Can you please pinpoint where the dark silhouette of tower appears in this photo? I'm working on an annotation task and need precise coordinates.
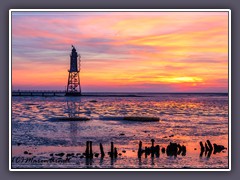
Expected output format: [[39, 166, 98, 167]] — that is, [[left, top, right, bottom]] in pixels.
[[65, 45, 81, 96]]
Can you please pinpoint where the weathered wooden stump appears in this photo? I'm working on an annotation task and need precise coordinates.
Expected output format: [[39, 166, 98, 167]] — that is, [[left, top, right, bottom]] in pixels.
[[145, 147, 148, 158], [200, 141, 205, 152], [89, 141, 93, 158], [206, 140, 213, 151], [177, 144, 182, 155], [100, 143, 105, 158], [151, 139, 155, 157], [85, 141, 90, 158], [161, 147, 166, 154], [138, 141, 142, 158], [166, 142, 185, 157], [213, 143, 227, 154], [110, 142, 114, 158], [200, 140, 216, 158], [205, 142, 210, 152], [114, 147, 118, 158], [181, 145, 186, 156], [155, 145, 160, 158], [199, 141, 205, 157]]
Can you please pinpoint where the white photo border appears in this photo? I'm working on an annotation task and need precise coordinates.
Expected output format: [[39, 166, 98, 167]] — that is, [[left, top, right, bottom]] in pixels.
[[9, 9, 231, 171]]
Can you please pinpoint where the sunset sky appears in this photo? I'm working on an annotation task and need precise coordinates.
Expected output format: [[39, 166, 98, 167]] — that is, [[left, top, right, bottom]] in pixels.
[[12, 11, 229, 92]]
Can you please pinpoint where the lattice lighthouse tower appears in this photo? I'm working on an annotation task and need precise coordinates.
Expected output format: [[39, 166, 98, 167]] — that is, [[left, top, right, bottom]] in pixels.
[[65, 45, 81, 96]]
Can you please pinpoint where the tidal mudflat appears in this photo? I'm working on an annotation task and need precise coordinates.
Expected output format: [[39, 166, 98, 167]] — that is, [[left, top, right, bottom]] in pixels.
[[11, 93, 228, 169]]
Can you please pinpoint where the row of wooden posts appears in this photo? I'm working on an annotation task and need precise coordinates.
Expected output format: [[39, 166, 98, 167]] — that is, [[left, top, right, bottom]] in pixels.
[[199, 140, 227, 157], [84, 141, 118, 159], [83, 139, 187, 160], [137, 139, 187, 158], [82, 139, 226, 160]]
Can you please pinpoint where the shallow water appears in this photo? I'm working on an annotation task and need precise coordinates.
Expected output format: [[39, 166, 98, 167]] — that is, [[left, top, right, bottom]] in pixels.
[[11, 93, 229, 169]]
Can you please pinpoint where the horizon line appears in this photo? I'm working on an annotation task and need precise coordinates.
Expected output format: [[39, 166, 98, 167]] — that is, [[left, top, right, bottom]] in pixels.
[[12, 90, 228, 94]]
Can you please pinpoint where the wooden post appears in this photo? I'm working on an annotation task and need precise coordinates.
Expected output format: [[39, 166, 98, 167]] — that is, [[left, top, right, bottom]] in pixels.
[[177, 144, 182, 155], [161, 147, 166, 154], [85, 141, 89, 158], [114, 147, 118, 158], [166, 142, 178, 157], [100, 143, 105, 158], [155, 145, 160, 158], [111, 142, 114, 158], [206, 150, 212, 158], [145, 147, 147, 158], [166, 144, 170, 156], [151, 139, 155, 157], [199, 141, 204, 157], [206, 140, 213, 151], [172, 143, 178, 157], [138, 141, 142, 158], [206, 140, 213, 158], [213, 143, 227, 154], [89, 141, 93, 158], [205, 142, 210, 151], [200, 141, 205, 152], [151, 139, 155, 149], [181, 145, 186, 156]]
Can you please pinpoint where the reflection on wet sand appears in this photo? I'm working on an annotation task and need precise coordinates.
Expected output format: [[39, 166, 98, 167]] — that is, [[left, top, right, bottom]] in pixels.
[[67, 101, 79, 146]]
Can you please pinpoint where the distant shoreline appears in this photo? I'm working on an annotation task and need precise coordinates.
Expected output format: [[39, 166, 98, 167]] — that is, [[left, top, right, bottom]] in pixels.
[[12, 91, 228, 97]]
